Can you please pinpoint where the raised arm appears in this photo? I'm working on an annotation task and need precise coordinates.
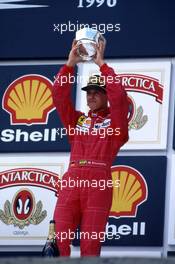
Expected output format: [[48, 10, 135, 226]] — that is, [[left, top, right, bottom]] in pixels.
[[52, 40, 83, 139], [93, 39, 129, 147], [100, 63, 129, 146]]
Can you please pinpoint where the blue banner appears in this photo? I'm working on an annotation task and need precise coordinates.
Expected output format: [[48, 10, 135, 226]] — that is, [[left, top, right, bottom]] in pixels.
[[0, 64, 77, 152], [0, 0, 175, 59]]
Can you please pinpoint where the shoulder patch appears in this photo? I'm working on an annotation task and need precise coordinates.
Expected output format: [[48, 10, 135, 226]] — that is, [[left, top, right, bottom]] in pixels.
[[77, 115, 86, 126]]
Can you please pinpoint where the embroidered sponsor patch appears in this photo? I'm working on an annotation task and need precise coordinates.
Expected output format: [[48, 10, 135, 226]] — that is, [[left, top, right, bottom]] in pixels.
[[94, 119, 111, 129], [76, 115, 91, 131], [76, 116, 111, 132], [77, 115, 86, 126]]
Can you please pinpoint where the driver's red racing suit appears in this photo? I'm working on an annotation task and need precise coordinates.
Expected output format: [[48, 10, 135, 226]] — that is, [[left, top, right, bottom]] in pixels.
[[52, 63, 129, 256]]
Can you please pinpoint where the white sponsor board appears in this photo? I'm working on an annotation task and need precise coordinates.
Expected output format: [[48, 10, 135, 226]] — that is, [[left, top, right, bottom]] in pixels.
[[0, 155, 69, 245], [76, 60, 171, 150]]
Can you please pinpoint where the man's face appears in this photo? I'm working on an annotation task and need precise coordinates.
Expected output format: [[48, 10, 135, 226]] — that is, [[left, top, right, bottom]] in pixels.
[[86, 89, 107, 112]]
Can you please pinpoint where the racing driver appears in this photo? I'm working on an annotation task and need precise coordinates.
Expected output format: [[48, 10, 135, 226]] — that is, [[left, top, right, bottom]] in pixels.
[[52, 39, 129, 257]]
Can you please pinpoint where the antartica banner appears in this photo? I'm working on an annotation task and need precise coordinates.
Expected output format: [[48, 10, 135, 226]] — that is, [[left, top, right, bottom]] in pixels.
[[118, 74, 163, 103], [0, 155, 69, 246], [0, 168, 60, 192]]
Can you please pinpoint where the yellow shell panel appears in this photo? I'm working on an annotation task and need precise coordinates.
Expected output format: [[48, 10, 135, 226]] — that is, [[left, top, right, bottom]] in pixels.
[[110, 169, 144, 214], [6, 78, 54, 122]]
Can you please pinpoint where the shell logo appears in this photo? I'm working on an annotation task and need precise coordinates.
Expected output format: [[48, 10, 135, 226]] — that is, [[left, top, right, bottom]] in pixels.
[[2, 75, 55, 125], [110, 165, 148, 218]]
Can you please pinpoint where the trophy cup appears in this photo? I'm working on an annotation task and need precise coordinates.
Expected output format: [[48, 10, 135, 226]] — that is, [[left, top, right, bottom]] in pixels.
[[76, 28, 104, 61]]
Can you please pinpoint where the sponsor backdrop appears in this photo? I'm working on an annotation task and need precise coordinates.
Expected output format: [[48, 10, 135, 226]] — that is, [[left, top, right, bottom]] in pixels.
[[1, 0, 175, 59], [0, 64, 77, 152], [0, 156, 166, 247], [0, 59, 171, 251], [77, 60, 171, 149], [0, 60, 170, 152], [0, 155, 70, 245], [0, 1, 174, 255], [72, 156, 167, 247]]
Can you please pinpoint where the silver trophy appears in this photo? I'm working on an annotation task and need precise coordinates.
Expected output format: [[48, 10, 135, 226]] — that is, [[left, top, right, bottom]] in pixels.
[[76, 28, 103, 61]]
